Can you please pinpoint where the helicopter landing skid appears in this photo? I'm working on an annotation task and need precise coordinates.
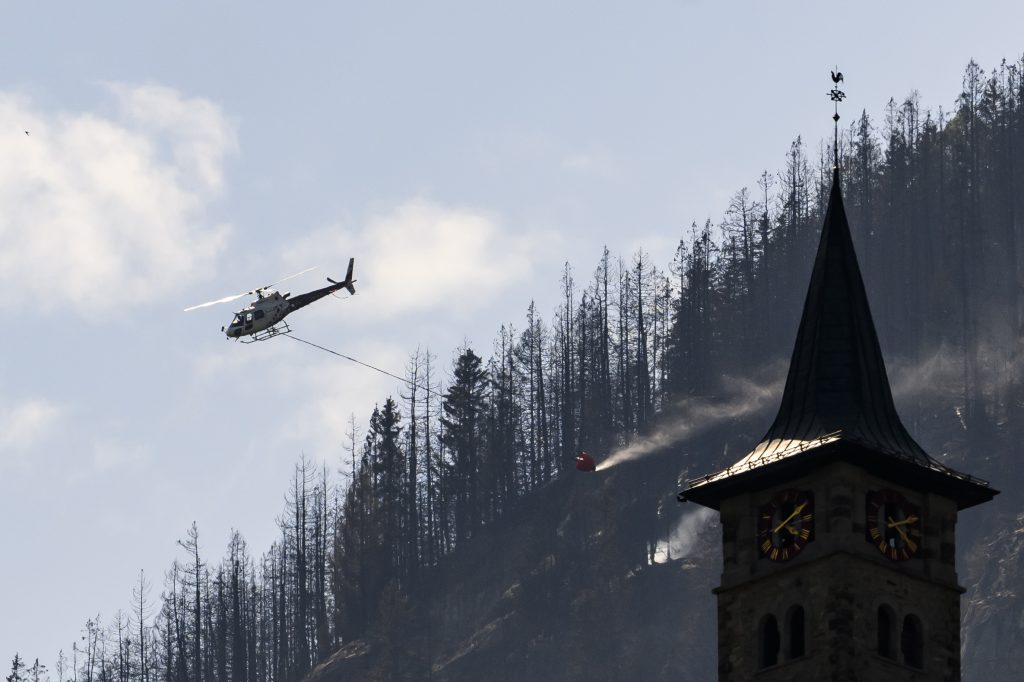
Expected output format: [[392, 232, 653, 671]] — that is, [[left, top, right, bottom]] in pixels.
[[241, 321, 293, 343]]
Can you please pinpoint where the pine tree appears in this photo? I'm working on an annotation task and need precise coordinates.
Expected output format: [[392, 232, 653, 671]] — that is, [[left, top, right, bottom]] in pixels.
[[441, 348, 488, 543], [6, 655, 26, 682]]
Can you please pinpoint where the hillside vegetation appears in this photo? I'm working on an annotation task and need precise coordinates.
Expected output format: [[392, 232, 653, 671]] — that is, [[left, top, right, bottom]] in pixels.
[[14, 56, 1024, 682]]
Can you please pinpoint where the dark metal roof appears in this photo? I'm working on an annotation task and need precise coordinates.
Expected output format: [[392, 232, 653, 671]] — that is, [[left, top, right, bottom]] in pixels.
[[683, 168, 995, 510]]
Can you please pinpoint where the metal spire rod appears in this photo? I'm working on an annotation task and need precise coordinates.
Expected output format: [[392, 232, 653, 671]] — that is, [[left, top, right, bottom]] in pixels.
[[829, 67, 846, 170]]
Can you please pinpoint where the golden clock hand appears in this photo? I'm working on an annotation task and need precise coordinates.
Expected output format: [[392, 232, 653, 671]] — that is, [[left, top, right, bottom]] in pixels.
[[886, 515, 918, 529], [772, 501, 808, 534], [894, 524, 910, 542], [784, 525, 801, 536], [886, 517, 913, 546]]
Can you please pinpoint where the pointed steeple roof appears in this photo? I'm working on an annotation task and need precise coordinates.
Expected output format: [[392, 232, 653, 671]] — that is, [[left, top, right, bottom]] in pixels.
[[683, 168, 995, 510], [748, 167, 928, 463]]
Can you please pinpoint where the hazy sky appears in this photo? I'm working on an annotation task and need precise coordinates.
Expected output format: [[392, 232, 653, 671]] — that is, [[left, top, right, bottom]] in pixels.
[[2, 0, 1022, 662]]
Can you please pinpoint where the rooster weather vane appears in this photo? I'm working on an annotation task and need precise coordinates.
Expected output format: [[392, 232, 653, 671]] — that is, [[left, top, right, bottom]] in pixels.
[[829, 68, 845, 169]]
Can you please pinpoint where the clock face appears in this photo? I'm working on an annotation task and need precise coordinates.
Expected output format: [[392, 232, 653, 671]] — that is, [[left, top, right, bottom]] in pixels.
[[866, 489, 922, 561], [757, 489, 815, 562]]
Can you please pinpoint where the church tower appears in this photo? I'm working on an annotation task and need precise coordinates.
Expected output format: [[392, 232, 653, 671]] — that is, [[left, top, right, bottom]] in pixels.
[[680, 78, 997, 681]]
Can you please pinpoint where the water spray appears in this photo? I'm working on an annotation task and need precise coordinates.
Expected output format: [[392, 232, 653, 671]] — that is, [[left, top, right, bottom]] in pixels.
[[595, 375, 783, 473], [653, 506, 718, 563]]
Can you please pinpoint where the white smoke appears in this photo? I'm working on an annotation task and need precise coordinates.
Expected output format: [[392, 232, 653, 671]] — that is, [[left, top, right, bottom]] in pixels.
[[890, 346, 963, 400], [890, 341, 1024, 402], [595, 373, 783, 472], [595, 342, 1022, 474], [653, 507, 718, 563]]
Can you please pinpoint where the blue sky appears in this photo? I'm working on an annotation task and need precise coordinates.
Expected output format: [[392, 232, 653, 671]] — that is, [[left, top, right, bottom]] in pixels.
[[2, 0, 1022, 662]]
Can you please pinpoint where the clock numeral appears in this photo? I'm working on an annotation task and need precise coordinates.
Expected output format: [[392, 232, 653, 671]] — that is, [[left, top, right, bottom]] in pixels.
[[761, 539, 772, 553]]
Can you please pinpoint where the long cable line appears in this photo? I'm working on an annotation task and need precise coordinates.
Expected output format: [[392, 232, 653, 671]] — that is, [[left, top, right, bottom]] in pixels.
[[284, 332, 443, 397]]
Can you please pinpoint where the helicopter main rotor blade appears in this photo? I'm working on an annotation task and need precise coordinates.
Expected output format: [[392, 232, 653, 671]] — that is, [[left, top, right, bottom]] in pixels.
[[184, 291, 251, 312], [259, 266, 317, 291], [183, 267, 317, 312]]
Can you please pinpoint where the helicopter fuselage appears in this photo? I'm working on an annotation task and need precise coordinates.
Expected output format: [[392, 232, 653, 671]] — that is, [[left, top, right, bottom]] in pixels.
[[223, 278, 353, 340], [187, 258, 355, 340], [224, 292, 290, 338]]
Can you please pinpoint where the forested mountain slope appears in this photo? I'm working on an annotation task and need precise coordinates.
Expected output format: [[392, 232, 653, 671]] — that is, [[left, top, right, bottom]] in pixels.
[[307, 55, 1024, 680], [306, 444, 725, 681], [24, 56, 1024, 682]]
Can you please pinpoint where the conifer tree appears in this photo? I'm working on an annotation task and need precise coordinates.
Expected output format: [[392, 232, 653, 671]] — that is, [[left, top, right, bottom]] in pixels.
[[441, 348, 488, 543], [6, 655, 26, 682]]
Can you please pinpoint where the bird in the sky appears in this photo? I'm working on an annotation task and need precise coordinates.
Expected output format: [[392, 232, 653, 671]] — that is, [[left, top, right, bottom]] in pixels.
[[831, 70, 844, 84], [24, 130, 29, 136]]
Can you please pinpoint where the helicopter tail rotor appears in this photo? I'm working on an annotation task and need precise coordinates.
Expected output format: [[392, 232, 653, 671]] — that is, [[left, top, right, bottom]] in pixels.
[[327, 258, 356, 296], [343, 257, 356, 295]]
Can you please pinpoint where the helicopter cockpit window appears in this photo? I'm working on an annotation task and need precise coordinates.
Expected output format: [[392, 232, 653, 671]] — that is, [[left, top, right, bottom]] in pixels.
[[246, 312, 254, 322], [231, 315, 243, 326]]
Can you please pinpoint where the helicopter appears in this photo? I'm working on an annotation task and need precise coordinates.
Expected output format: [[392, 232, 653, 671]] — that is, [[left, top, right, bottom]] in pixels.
[[185, 258, 356, 342]]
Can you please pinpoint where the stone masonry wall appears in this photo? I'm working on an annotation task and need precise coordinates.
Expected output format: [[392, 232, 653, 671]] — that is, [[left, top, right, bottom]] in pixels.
[[716, 553, 960, 681], [714, 461, 962, 681]]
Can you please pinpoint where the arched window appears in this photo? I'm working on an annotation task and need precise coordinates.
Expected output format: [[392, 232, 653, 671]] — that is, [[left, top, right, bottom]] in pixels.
[[786, 605, 805, 659], [877, 605, 896, 660], [901, 614, 923, 669], [759, 614, 780, 669]]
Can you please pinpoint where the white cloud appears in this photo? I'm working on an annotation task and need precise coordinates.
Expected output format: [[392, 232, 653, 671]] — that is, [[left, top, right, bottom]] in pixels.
[[0, 84, 234, 313], [191, 343, 268, 382], [0, 399, 62, 465], [285, 199, 547, 318], [108, 83, 234, 192]]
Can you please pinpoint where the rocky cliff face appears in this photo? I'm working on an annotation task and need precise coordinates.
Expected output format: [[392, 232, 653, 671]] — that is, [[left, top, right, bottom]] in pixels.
[[962, 509, 1024, 680], [958, 414, 1024, 681]]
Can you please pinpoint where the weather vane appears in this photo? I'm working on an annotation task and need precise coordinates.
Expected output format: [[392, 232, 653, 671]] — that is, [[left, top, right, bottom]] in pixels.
[[829, 67, 845, 170]]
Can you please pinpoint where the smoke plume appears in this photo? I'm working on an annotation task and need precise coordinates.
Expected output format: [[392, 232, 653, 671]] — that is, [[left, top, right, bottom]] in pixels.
[[596, 342, 1021, 474], [890, 341, 1024, 402], [890, 346, 964, 400]]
